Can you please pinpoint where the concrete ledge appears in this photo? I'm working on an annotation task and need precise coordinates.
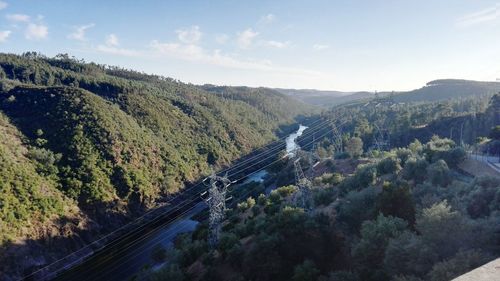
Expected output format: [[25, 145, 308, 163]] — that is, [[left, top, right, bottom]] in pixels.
[[452, 258, 500, 281]]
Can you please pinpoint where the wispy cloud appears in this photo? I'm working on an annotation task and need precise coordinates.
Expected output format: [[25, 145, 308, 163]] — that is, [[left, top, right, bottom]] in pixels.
[[0, 1, 8, 10], [237, 28, 259, 49], [25, 23, 48, 40], [0, 30, 11, 42], [176, 25, 202, 44], [6, 13, 48, 40], [313, 44, 329, 51], [264, 40, 290, 49], [457, 3, 500, 27], [150, 39, 320, 76], [215, 33, 229, 44], [68, 23, 95, 41], [6, 13, 30, 22], [92, 24, 326, 80], [105, 33, 119, 46], [258, 13, 276, 25], [94, 44, 142, 57]]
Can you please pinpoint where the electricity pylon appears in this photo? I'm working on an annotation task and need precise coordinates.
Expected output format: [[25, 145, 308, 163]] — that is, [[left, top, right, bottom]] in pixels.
[[308, 134, 321, 178], [373, 123, 390, 151], [331, 123, 343, 154], [201, 172, 234, 248], [293, 155, 313, 211]]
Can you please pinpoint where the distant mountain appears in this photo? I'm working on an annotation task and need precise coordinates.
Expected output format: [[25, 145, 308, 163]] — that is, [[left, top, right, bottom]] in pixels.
[[275, 79, 500, 106], [392, 79, 500, 102], [274, 88, 373, 106]]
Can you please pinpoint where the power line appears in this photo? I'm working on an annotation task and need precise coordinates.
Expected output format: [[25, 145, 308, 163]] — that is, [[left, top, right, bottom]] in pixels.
[[84, 124, 340, 280], [41, 118, 340, 281], [20, 119, 331, 280], [75, 122, 342, 281]]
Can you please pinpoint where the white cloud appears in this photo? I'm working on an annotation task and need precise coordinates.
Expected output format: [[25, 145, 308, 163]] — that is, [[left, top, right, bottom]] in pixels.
[[264, 40, 290, 49], [457, 3, 500, 27], [215, 33, 229, 44], [237, 28, 259, 49], [68, 23, 95, 41], [0, 30, 11, 42], [6, 13, 30, 22], [176, 25, 202, 44], [313, 44, 329, 51], [106, 33, 119, 46], [149, 39, 323, 78], [258, 13, 276, 25], [0, 1, 7, 10], [25, 23, 48, 40], [95, 44, 142, 57]]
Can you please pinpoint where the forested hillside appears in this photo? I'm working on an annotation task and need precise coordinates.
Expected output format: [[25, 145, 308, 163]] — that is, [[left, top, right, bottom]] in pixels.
[[149, 137, 499, 281], [278, 79, 500, 107], [144, 92, 499, 281], [297, 93, 499, 154], [0, 52, 312, 279]]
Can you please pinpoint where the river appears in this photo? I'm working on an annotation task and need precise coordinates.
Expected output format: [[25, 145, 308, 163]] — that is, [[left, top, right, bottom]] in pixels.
[[54, 124, 306, 281]]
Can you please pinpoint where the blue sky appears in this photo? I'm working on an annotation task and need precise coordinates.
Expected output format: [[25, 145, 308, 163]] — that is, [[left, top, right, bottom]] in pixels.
[[0, 0, 499, 91]]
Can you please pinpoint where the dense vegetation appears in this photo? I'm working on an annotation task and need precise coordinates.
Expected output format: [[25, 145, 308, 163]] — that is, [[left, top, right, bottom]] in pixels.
[[0, 52, 312, 280], [146, 93, 499, 281], [150, 136, 499, 281], [278, 79, 500, 107], [297, 93, 499, 155]]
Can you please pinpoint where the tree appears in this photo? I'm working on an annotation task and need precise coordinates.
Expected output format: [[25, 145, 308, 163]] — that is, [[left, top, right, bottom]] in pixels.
[[352, 214, 408, 281], [489, 125, 500, 140], [427, 250, 492, 281], [292, 260, 320, 281], [376, 157, 401, 175], [416, 201, 473, 259], [402, 157, 428, 183], [150, 264, 185, 281], [151, 244, 167, 263], [426, 160, 451, 187], [345, 137, 363, 158], [376, 182, 416, 226], [384, 231, 438, 277]]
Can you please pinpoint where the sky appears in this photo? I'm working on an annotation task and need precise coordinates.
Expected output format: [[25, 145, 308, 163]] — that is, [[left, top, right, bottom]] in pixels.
[[0, 0, 499, 91]]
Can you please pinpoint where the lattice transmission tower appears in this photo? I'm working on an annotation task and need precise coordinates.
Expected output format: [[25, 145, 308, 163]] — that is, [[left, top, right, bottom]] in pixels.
[[293, 155, 313, 211], [200, 172, 234, 248]]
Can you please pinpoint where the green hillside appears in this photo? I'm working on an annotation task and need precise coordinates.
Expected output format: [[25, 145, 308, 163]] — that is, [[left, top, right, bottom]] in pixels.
[[0, 52, 312, 279]]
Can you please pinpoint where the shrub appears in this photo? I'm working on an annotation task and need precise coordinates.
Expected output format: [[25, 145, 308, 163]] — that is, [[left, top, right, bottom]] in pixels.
[[292, 260, 320, 281], [377, 157, 401, 175], [426, 160, 452, 187], [345, 137, 363, 158]]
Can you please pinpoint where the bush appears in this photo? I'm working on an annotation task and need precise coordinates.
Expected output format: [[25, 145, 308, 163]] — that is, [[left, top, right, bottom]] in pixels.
[[292, 260, 320, 281], [426, 160, 452, 187], [151, 244, 167, 263], [402, 157, 428, 183], [345, 137, 363, 158], [377, 157, 401, 175], [314, 173, 343, 186], [336, 188, 377, 233], [313, 188, 335, 206], [352, 214, 408, 280], [376, 181, 416, 226], [334, 151, 350, 159], [384, 232, 437, 277], [427, 250, 492, 281], [150, 264, 185, 281]]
